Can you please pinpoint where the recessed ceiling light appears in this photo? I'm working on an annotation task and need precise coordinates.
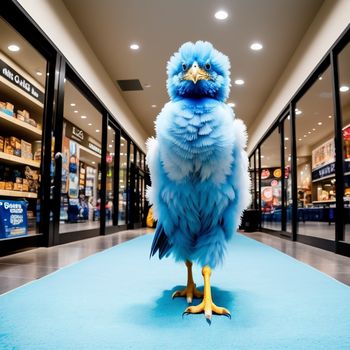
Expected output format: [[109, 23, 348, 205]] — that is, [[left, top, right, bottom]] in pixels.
[[92, 161, 95, 164], [295, 109, 302, 115], [318, 76, 323, 80], [74, 110, 78, 113], [151, 104, 157, 108], [308, 131, 311, 134], [130, 43, 139, 50], [121, 143, 124, 146], [312, 128, 316, 131], [250, 42, 263, 51], [8, 44, 20, 52], [298, 138, 302, 141], [88, 123, 92, 126], [261, 155, 264, 158], [318, 122, 322, 125], [285, 137, 289, 140], [108, 126, 111, 130], [109, 144, 112, 148], [214, 10, 228, 20], [96, 129, 100, 133], [340, 85, 349, 92], [234, 79, 245, 85], [304, 135, 307, 137], [36, 71, 42, 76], [144, 84, 151, 88], [81, 115, 87, 119], [228, 102, 235, 107], [112, 140, 114, 143], [328, 115, 332, 118], [70, 103, 76, 107]]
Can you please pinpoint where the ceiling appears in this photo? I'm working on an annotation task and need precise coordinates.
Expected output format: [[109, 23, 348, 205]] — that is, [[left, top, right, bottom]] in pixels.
[[62, 0, 325, 137]]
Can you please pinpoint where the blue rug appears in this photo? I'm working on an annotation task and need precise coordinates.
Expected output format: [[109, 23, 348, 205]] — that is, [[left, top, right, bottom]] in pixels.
[[0, 233, 350, 349]]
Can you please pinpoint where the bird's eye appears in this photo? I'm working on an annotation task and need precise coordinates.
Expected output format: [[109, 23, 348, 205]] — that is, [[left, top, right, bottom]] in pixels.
[[205, 63, 211, 70], [182, 63, 187, 71]]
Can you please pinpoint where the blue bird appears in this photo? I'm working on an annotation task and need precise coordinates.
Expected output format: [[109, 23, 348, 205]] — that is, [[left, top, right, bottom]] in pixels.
[[146, 41, 251, 320]]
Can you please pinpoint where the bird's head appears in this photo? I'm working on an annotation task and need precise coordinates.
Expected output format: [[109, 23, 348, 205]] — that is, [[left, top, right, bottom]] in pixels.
[[166, 41, 230, 102]]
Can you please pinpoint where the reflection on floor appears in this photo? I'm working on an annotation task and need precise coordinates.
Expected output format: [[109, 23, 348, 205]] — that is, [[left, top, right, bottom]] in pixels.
[[0, 229, 349, 295], [263, 221, 350, 242], [59, 221, 101, 233], [244, 231, 350, 286]]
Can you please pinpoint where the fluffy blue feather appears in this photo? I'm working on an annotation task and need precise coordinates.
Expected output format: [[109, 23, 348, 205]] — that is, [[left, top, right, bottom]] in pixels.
[[147, 41, 251, 269]]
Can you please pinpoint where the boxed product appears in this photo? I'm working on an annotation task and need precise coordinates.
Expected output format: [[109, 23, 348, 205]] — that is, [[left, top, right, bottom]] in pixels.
[[0, 102, 14, 117], [4, 138, 13, 155], [0, 136, 4, 152], [21, 140, 32, 160], [28, 118, 37, 127], [5, 181, 13, 190], [22, 183, 29, 192], [13, 183, 22, 191], [0, 199, 28, 238], [0, 181, 5, 190], [10, 137, 21, 157]]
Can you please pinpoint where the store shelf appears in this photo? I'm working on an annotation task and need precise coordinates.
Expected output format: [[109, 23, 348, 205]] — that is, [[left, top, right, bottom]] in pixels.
[[0, 111, 42, 140], [0, 189, 37, 198], [0, 151, 40, 168]]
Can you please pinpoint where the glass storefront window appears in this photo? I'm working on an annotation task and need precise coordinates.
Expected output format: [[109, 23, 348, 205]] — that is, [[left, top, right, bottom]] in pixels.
[[119, 136, 127, 225], [295, 66, 335, 240], [338, 41, 350, 243], [260, 128, 282, 231], [59, 80, 102, 234], [106, 125, 115, 227], [0, 18, 47, 239], [283, 116, 293, 233]]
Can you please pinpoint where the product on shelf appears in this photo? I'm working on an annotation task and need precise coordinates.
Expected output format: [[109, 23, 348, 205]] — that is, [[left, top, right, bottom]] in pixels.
[[0, 199, 28, 238], [0, 101, 14, 117], [11, 137, 21, 157], [4, 137, 13, 155], [0, 136, 3, 152], [21, 140, 32, 160]]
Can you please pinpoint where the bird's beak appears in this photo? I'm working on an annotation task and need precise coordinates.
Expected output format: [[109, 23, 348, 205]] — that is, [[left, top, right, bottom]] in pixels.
[[182, 62, 210, 84]]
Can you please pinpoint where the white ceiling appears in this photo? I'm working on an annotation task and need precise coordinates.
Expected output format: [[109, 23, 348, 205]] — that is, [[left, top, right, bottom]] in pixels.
[[62, 0, 325, 137]]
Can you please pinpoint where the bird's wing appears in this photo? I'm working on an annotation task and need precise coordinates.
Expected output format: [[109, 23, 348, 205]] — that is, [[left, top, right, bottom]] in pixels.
[[146, 137, 173, 259], [221, 118, 251, 240]]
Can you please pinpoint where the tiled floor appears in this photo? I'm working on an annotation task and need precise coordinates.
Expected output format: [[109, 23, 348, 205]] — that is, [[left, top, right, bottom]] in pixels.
[[0, 228, 349, 295]]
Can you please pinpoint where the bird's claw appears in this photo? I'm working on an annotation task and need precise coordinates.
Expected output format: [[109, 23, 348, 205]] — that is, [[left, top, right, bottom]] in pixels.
[[172, 283, 203, 304]]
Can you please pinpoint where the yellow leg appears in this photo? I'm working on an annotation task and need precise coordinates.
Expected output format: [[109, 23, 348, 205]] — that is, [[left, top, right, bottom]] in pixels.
[[183, 266, 231, 321], [172, 260, 203, 303]]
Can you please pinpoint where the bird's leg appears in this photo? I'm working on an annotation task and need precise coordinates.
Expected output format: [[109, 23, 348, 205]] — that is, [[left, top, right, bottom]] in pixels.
[[183, 266, 231, 322], [172, 260, 203, 303]]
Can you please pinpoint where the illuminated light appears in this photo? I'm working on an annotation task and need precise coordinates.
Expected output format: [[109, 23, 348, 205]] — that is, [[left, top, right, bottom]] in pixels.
[[95, 129, 100, 133], [285, 137, 289, 141], [318, 122, 322, 125], [340, 85, 349, 92], [36, 71, 42, 76], [312, 128, 316, 131], [234, 79, 245, 85], [261, 155, 264, 158], [8, 44, 20, 52], [109, 144, 112, 148], [228, 102, 235, 107], [74, 110, 78, 113], [92, 161, 95, 164], [214, 10, 228, 20], [328, 115, 332, 118], [298, 138, 302, 141], [250, 42, 263, 51], [70, 103, 76, 107], [88, 123, 92, 126], [144, 84, 151, 88], [108, 126, 111, 130], [308, 131, 311, 134], [151, 104, 157, 108], [81, 115, 87, 119], [130, 43, 139, 50]]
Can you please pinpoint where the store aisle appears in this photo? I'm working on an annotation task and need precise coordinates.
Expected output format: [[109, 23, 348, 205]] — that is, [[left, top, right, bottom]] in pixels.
[[0, 229, 349, 295]]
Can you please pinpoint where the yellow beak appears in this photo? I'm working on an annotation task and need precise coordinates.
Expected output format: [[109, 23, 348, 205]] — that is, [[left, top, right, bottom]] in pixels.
[[182, 62, 210, 84]]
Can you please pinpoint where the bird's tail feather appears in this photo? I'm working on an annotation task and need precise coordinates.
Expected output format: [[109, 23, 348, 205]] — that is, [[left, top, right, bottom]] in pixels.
[[150, 223, 172, 259]]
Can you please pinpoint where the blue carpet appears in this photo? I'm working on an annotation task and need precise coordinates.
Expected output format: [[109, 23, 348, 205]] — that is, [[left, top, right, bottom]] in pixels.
[[0, 234, 350, 349]]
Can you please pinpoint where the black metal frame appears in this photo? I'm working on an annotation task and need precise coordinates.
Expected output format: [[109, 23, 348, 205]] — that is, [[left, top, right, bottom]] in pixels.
[[249, 24, 350, 257], [0, 1, 148, 255]]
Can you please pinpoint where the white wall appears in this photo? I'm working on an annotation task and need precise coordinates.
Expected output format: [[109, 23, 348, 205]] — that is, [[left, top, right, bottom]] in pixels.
[[17, 0, 148, 152], [247, 0, 350, 154]]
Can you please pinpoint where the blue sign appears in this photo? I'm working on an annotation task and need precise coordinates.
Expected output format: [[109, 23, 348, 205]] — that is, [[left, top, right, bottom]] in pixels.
[[0, 200, 28, 238], [312, 162, 335, 181]]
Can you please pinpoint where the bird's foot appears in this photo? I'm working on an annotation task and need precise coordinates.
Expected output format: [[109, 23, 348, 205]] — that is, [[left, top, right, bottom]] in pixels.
[[183, 299, 231, 322], [172, 282, 203, 304]]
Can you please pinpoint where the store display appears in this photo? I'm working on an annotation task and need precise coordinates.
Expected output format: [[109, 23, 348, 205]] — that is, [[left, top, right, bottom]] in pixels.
[[0, 199, 28, 238]]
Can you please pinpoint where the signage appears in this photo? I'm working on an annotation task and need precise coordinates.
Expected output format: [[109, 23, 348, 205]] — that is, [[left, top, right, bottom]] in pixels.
[[0, 59, 45, 104], [65, 120, 101, 155], [0, 200, 28, 238], [312, 138, 335, 170], [312, 162, 335, 181]]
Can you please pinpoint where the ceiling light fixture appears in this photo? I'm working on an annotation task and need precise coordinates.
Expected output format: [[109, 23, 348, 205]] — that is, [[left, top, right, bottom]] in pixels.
[[285, 137, 289, 141], [250, 42, 263, 51], [36, 71, 42, 76], [92, 161, 95, 164], [214, 10, 228, 20], [88, 123, 92, 126], [74, 110, 78, 113], [340, 85, 349, 92], [81, 115, 87, 119], [95, 129, 100, 133], [8, 44, 20, 52], [144, 84, 151, 88], [298, 138, 302, 141], [318, 122, 322, 125], [130, 43, 140, 50], [151, 104, 157, 108], [234, 79, 245, 85], [328, 115, 332, 118], [312, 128, 316, 131], [228, 102, 235, 107], [109, 145, 112, 148], [70, 103, 76, 107]]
